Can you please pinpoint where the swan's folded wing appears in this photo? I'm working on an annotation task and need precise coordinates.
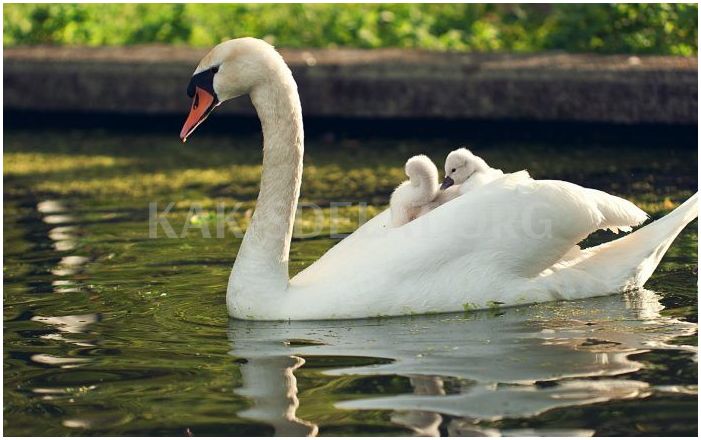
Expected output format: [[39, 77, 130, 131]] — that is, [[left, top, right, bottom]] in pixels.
[[474, 177, 646, 275], [291, 173, 648, 295], [534, 192, 697, 298], [581, 187, 649, 233], [417, 174, 647, 279]]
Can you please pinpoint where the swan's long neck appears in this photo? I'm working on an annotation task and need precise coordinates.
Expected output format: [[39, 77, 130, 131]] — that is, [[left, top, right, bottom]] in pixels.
[[228, 65, 303, 310]]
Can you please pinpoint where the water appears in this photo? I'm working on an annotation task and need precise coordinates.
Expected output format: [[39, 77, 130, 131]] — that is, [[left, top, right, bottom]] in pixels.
[[3, 127, 697, 435]]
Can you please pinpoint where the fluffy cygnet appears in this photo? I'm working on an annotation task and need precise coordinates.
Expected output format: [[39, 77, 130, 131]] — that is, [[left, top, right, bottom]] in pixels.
[[441, 148, 503, 193], [390, 155, 439, 227]]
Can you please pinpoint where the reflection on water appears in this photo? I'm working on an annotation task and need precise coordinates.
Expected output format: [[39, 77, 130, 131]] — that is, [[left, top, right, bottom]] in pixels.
[[3, 130, 698, 435], [237, 355, 319, 436], [227, 290, 695, 436]]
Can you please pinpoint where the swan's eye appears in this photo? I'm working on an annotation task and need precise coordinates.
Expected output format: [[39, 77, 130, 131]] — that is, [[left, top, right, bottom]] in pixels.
[[451, 168, 456, 173], [211, 66, 219, 74]]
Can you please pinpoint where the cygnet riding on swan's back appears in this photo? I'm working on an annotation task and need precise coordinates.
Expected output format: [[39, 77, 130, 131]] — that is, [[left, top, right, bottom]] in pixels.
[[441, 148, 505, 193], [419, 148, 498, 214], [179, 37, 698, 321], [390, 155, 439, 227]]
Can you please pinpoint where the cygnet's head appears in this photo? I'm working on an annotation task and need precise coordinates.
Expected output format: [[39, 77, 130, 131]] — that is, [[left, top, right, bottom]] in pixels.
[[405, 155, 439, 185], [441, 148, 488, 190], [181, 38, 289, 141]]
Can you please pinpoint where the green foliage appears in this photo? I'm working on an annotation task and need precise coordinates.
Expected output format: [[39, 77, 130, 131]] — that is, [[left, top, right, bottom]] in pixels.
[[3, 3, 697, 55], [544, 3, 698, 56]]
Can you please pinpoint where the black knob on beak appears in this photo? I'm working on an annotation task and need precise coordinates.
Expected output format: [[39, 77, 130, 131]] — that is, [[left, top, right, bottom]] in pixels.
[[440, 176, 455, 190]]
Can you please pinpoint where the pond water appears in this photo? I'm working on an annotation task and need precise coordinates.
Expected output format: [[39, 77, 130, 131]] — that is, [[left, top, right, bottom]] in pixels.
[[3, 126, 698, 435]]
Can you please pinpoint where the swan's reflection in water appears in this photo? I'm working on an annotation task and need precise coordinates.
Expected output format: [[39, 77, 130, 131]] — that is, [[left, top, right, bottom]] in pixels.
[[237, 355, 319, 436], [227, 290, 695, 436], [390, 375, 446, 436]]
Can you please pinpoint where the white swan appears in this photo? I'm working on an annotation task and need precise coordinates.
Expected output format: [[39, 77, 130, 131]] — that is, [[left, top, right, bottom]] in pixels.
[[390, 155, 440, 227], [179, 38, 698, 321], [441, 147, 504, 193]]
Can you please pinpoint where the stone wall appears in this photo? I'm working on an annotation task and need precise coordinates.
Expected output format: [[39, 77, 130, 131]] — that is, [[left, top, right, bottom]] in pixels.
[[4, 46, 697, 124]]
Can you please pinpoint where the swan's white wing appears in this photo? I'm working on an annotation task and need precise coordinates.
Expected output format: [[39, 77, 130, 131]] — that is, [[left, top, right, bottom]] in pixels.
[[536, 192, 698, 299], [295, 172, 647, 281], [287, 172, 648, 319]]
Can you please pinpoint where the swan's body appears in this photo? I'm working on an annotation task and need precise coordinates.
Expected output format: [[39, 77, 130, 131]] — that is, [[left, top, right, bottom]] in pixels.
[[390, 155, 440, 227], [179, 38, 698, 321], [442, 148, 504, 193]]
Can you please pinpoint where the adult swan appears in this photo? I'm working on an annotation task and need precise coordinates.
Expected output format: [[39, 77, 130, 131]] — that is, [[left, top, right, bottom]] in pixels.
[[180, 38, 698, 321]]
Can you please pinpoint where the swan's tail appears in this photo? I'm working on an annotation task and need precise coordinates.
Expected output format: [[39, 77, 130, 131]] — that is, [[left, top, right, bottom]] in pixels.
[[540, 193, 698, 298]]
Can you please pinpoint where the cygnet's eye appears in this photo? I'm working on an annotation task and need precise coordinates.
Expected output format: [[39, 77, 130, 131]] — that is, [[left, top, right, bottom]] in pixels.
[[451, 168, 456, 173]]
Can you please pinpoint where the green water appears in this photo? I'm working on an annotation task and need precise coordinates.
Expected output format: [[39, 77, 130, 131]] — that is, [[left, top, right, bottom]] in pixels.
[[3, 128, 698, 435]]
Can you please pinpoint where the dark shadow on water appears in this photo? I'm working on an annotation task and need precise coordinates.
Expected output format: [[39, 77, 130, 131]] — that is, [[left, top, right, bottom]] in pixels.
[[6, 109, 698, 148]]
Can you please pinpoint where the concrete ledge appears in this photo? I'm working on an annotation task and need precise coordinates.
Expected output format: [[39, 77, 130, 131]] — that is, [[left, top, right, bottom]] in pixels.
[[4, 45, 698, 124]]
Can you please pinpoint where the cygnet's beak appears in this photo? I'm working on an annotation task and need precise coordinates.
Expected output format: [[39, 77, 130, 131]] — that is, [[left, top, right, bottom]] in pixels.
[[180, 70, 220, 142], [440, 176, 455, 190]]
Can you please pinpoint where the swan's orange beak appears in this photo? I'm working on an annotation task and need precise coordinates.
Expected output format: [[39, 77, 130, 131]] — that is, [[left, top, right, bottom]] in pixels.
[[180, 87, 219, 142]]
